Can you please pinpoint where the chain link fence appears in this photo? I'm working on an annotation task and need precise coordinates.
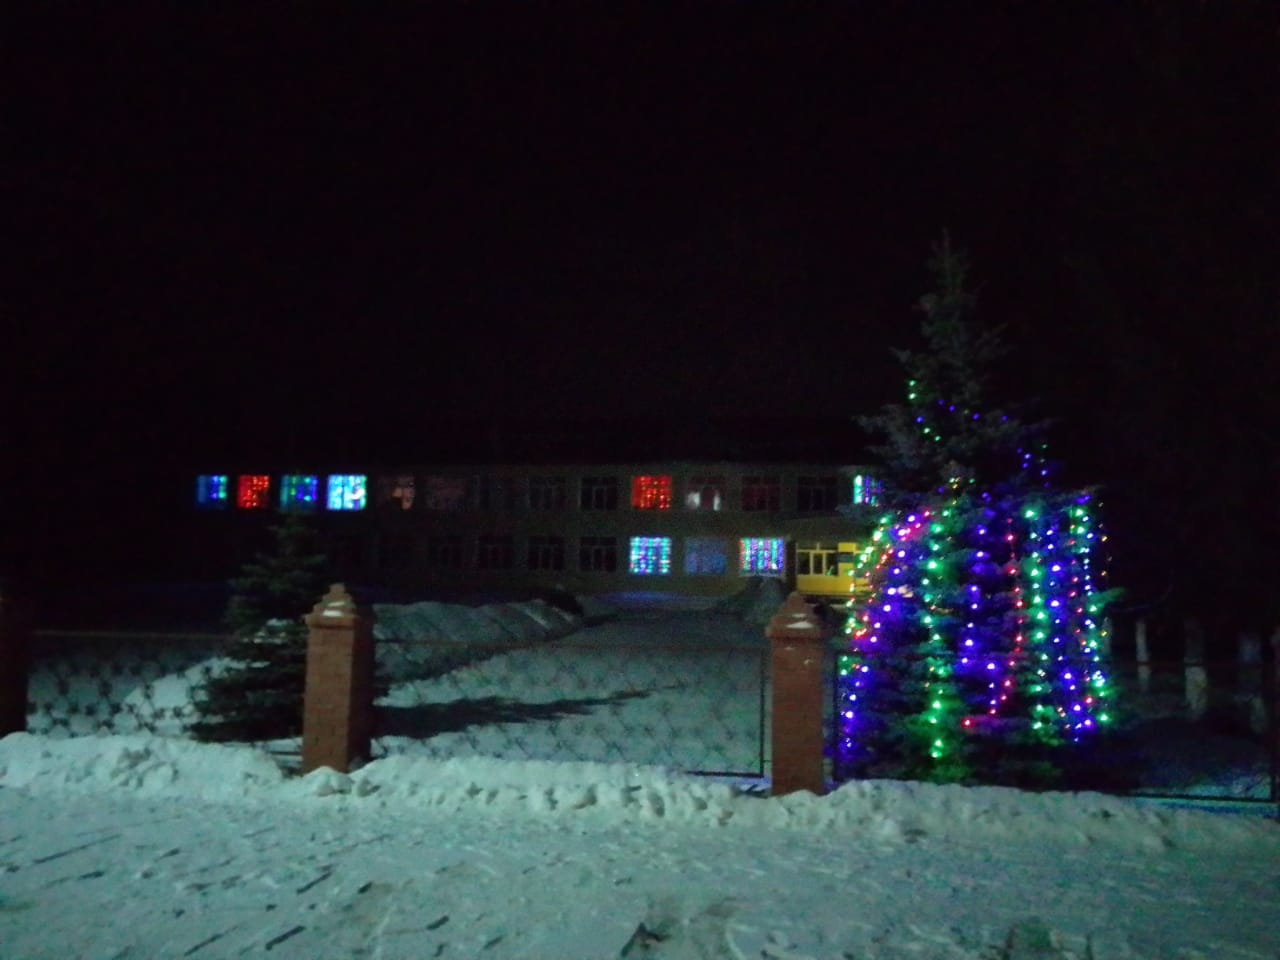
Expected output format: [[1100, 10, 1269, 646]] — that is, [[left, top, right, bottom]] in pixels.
[[826, 650, 1279, 811], [1103, 657, 1278, 806], [371, 636, 768, 778], [25, 630, 233, 738]]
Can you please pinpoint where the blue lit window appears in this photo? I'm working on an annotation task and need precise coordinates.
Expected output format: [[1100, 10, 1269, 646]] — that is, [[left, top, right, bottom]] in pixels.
[[629, 537, 672, 575], [195, 474, 229, 508], [280, 475, 320, 511], [685, 537, 728, 575], [326, 474, 368, 511], [740, 537, 785, 575], [852, 474, 881, 506]]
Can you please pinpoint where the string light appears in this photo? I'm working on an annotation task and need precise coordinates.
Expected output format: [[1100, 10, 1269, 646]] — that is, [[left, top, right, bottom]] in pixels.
[[739, 538, 785, 575], [631, 475, 673, 510], [326, 474, 368, 511], [195, 475, 229, 508], [837, 408, 1116, 779], [280, 474, 319, 511], [236, 475, 271, 510], [628, 536, 672, 575]]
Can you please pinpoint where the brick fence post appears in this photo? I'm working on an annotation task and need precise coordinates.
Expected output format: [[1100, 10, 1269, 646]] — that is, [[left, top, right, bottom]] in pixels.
[[767, 591, 831, 796], [301, 583, 374, 775], [0, 580, 30, 737]]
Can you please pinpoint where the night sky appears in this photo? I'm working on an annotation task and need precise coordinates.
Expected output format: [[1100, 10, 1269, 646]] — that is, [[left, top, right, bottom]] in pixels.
[[5, 4, 1277, 628]]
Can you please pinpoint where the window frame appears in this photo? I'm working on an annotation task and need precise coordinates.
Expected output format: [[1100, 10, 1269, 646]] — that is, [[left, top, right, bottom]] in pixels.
[[628, 536, 672, 575], [580, 476, 619, 511], [685, 476, 727, 511], [528, 534, 566, 571], [741, 475, 781, 512], [631, 475, 673, 511], [739, 536, 786, 575], [476, 534, 515, 570], [528, 476, 568, 511], [796, 475, 839, 512], [579, 535, 619, 572]]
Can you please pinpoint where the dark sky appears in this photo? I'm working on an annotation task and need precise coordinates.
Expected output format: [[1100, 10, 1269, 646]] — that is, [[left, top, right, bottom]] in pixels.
[[5, 4, 1277, 610]]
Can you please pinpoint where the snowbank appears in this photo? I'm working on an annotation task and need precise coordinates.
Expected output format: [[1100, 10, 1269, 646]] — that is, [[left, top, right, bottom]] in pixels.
[[3, 733, 1275, 858]]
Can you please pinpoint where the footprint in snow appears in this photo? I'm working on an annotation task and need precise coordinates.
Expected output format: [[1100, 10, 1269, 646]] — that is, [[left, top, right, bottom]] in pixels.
[[618, 895, 744, 959]]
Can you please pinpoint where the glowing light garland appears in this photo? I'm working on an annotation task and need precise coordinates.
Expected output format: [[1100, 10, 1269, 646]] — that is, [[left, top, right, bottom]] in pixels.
[[629, 536, 672, 575], [326, 474, 367, 511], [838, 371, 1115, 780], [739, 537, 785, 575], [838, 482, 1114, 779], [196, 475, 229, 507], [280, 475, 319, 511], [852, 474, 882, 506], [237, 475, 271, 510], [632, 476, 673, 510]]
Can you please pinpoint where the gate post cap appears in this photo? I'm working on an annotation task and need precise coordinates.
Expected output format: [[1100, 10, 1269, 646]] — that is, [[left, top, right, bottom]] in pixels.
[[766, 592, 826, 639], [305, 583, 359, 626]]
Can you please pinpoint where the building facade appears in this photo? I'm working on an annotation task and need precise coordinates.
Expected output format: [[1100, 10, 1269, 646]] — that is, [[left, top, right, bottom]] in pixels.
[[194, 461, 883, 599]]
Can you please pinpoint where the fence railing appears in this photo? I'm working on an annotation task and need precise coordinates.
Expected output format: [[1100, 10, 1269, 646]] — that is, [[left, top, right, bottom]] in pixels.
[[826, 650, 1279, 808], [16, 626, 770, 781], [1103, 658, 1278, 805], [25, 630, 233, 738], [371, 636, 768, 778]]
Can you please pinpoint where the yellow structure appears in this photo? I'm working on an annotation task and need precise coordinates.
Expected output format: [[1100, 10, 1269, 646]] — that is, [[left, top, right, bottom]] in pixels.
[[793, 541, 871, 602]]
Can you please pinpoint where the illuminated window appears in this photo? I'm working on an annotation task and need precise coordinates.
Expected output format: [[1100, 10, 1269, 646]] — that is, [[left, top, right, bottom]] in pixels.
[[851, 474, 882, 506], [685, 537, 729, 574], [742, 476, 781, 512], [476, 535, 514, 570], [579, 536, 618, 572], [528, 535, 566, 571], [629, 537, 672, 575], [237, 475, 271, 510], [796, 542, 839, 576], [280, 475, 320, 511], [529, 476, 567, 511], [685, 476, 726, 511], [580, 476, 618, 510], [631, 476, 672, 510], [195, 475, 229, 508], [378, 475, 416, 511], [422, 476, 467, 511], [797, 476, 838, 512], [740, 537, 785, 575], [326, 475, 367, 511], [427, 535, 464, 569]]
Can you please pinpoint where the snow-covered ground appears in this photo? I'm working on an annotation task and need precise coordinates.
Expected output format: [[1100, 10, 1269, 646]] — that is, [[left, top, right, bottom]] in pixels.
[[6, 587, 1277, 958], [2, 732, 1279, 959]]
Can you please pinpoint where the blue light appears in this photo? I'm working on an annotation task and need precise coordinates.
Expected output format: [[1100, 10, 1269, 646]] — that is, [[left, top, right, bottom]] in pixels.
[[326, 475, 368, 511]]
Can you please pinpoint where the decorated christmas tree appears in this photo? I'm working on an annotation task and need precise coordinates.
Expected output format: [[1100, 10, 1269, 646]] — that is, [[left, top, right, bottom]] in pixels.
[[837, 237, 1117, 785], [190, 514, 331, 743]]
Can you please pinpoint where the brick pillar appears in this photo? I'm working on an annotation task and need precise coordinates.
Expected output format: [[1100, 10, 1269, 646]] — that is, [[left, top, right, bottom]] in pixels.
[[0, 581, 30, 736], [767, 591, 831, 796], [302, 583, 374, 775]]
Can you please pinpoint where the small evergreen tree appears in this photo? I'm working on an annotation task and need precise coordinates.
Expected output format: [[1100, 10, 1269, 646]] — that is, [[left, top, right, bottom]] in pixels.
[[859, 233, 1042, 502], [191, 514, 330, 742], [837, 236, 1118, 786]]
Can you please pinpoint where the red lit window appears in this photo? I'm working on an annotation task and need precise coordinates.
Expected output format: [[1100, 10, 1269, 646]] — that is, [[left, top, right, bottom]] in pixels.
[[631, 475, 672, 510], [237, 475, 271, 509]]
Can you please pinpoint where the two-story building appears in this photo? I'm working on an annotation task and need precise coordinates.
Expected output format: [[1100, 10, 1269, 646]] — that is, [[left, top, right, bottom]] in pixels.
[[193, 460, 883, 601]]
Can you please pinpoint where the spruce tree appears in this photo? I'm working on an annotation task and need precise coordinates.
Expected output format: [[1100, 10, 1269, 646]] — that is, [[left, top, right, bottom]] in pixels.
[[837, 236, 1117, 785], [191, 514, 330, 743]]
